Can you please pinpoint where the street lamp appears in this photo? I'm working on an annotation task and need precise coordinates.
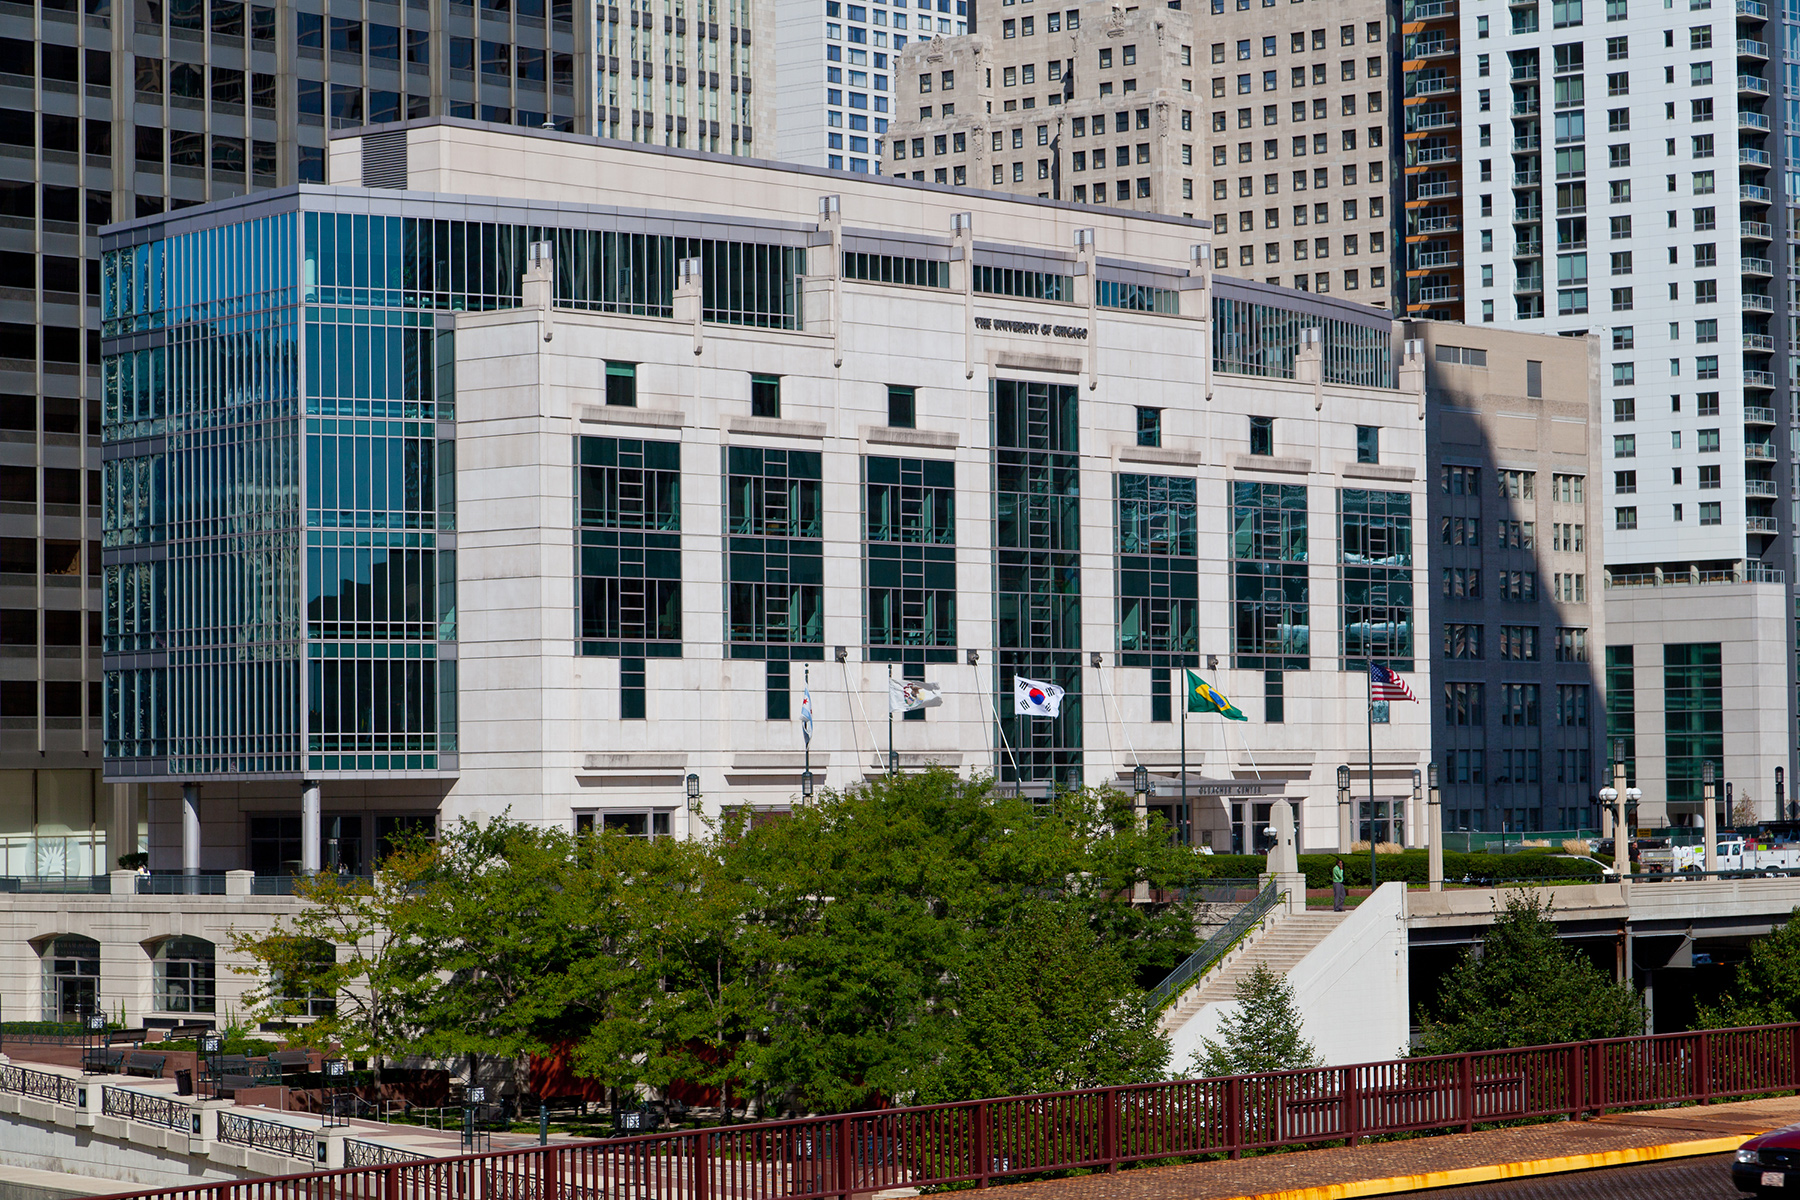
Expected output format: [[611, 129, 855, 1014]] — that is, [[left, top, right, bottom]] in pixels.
[[685, 773, 701, 802], [1134, 764, 1150, 798], [801, 769, 814, 800], [1409, 768, 1422, 849], [1337, 764, 1351, 855]]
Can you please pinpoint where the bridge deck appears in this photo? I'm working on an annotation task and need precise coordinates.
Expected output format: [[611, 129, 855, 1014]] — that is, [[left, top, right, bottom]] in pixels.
[[985, 1093, 1800, 1200]]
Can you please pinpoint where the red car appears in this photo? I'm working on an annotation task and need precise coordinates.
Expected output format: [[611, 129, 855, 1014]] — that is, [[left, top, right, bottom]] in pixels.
[[1734, 1127, 1800, 1195]]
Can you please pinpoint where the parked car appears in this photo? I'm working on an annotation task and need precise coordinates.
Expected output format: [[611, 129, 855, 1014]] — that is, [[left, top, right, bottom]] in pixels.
[[1733, 1124, 1800, 1194]]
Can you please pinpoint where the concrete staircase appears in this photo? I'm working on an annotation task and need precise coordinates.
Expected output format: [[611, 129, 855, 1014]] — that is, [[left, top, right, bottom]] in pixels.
[[1157, 909, 1350, 1035]]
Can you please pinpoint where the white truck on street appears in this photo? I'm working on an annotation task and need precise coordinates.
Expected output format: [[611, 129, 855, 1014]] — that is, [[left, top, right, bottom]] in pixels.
[[1654, 838, 1800, 874]]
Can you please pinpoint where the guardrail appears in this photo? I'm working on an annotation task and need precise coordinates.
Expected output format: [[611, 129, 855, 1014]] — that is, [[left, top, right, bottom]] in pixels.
[[344, 1140, 426, 1168], [217, 1112, 317, 1162], [0, 1062, 80, 1106], [86, 1022, 1800, 1200], [103, 1087, 192, 1131], [1146, 881, 1281, 1011]]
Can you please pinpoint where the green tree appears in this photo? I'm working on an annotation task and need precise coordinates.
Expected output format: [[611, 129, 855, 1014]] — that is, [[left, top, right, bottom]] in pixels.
[[227, 857, 430, 1077], [918, 899, 1170, 1100], [1190, 962, 1320, 1078], [1697, 907, 1800, 1028], [1414, 892, 1645, 1056]]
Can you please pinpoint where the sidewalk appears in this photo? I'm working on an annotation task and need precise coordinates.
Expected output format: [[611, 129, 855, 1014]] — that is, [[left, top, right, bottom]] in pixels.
[[987, 1093, 1800, 1200]]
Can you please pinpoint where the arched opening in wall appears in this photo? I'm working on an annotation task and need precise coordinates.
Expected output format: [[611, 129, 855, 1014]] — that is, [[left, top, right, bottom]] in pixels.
[[150, 935, 216, 1016], [38, 934, 99, 1022]]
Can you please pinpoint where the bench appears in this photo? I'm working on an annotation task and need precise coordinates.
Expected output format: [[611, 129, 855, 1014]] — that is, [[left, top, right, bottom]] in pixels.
[[125, 1053, 166, 1079], [269, 1050, 314, 1077], [161, 1024, 213, 1042], [80, 1048, 125, 1075]]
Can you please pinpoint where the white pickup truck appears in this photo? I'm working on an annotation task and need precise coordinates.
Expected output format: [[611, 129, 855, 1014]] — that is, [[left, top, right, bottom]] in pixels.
[[1657, 839, 1800, 874]]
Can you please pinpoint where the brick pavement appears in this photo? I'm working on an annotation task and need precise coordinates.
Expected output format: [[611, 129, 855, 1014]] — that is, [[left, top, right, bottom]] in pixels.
[[982, 1093, 1800, 1200]]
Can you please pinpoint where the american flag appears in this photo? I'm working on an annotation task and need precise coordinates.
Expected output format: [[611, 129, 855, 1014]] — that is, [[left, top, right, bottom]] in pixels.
[[1369, 663, 1418, 702]]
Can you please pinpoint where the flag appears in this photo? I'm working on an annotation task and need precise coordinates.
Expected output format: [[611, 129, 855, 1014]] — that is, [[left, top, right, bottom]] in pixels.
[[1369, 662, 1418, 702], [800, 686, 813, 746], [1014, 676, 1065, 717], [1185, 670, 1247, 721], [888, 678, 944, 713]]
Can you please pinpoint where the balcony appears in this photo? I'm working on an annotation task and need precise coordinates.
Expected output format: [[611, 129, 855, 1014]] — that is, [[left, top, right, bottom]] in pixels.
[[1741, 183, 1773, 202], [1407, 111, 1459, 132], [1745, 332, 1776, 350], [1413, 214, 1460, 234], [1739, 111, 1772, 131], [1416, 285, 1461, 302], [1514, 206, 1545, 222], [1512, 171, 1543, 187], [1414, 181, 1459, 200], [1745, 443, 1777, 460], [1512, 134, 1542, 150], [1738, 37, 1770, 58], [1743, 292, 1775, 311], [1408, 77, 1459, 98], [1742, 219, 1773, 239], [1745, 369, 1777, 387], [1745, 405, 1778, 423], [1413, 250, 1461, 268], [1514, 239, 1544, 257], [1748, 516, 1780, 533], [1411, 146, 1459, 165], [1740, 147, 1772, 168], [1743, 256, 1774, 275], [1514, 273, 1545, 293], [1511, 63, 1541, 81], [1408, 0, 1457, 16], [1739, 0, 1769, 13], [1739, 73, 1772, 95], [1512, 99, 1542, 115], [1410, 38, 1459, 59], [1747, 479, 1778, 496]]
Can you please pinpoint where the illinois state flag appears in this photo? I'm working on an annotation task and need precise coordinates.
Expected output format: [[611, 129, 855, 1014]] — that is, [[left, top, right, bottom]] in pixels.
[[1014, 676, 1065, 717], [888, 678, 945, 712]]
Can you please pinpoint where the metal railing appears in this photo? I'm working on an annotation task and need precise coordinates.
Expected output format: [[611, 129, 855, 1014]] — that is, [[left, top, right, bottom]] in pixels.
[[345, 1140, 425, 1167], [103, 1087, 192, 1131], [1739, 73, 1771, 92], [217, 1112, 318, 1161], [136, 873, 227, 895], [1146, 881, 1281, 1011], [0, 1063, 80, 1106], [0, 876, 108, 894], [89, 1022, 1800, 1200]]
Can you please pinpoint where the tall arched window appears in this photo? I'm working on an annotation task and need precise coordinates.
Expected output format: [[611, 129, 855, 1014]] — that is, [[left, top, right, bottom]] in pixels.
[[153, 937, 216, 1013], [40, 935, 99, 1023]]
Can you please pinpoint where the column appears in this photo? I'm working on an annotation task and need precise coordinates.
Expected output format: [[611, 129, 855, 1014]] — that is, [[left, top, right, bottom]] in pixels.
[[108, 782, 137, 870], [301, 780, 321, 875], [181, 783, 200, 875], [1427, 767, 1444, 893]]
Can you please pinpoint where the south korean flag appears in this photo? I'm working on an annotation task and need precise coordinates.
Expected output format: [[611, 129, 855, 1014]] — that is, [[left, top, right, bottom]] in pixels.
[[1013, 676, 1066, 718]]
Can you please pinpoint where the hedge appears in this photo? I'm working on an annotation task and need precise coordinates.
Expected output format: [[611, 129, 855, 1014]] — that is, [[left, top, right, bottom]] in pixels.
[[1195, 850, 1604, 890]]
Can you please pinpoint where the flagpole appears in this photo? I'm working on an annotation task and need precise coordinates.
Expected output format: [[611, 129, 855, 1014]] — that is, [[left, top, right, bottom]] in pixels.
[[887, 663, 896, 776], [1367, 652, 1378, 890], [1180, 672, 1188, 846], [803, 665, 811, 787]]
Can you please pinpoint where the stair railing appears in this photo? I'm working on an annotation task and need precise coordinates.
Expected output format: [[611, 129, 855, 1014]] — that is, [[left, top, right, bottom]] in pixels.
[[1146, 879, 1283, 1012]]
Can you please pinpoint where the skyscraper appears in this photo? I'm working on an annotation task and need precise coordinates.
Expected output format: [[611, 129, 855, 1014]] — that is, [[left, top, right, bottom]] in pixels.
[[1455, 0, 1792, 821]]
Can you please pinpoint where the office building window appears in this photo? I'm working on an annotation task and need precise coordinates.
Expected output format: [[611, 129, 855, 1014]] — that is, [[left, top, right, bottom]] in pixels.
[[1232, 482, 1308, 669], [578, 436, 683, 658]]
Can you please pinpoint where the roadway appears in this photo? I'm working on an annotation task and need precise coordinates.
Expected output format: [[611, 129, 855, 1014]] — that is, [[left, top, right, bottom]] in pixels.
[[1420, 1153, 1744, 1199]]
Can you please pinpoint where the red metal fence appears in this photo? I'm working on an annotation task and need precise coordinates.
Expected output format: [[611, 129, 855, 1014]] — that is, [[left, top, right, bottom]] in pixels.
[[98, 1022, 1800, 1200]]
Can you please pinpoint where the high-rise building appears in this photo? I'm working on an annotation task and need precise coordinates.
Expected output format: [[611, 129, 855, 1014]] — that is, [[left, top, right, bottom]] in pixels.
[[770, 0, 966, 173], [1455, 0, 1794, 821], [1411, 320, 1607, 833], [93, 117, 1432, 883], [597, 0, 770, 151], [1400, 0, 1464, 321], [882, 0, 1399, 308]]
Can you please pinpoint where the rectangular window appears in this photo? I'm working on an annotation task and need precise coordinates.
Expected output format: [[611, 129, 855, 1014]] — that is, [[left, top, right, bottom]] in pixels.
[[1499, 682, 1541, 726], [1136, 406, 1163, 447], [1249, 416, 1273, 456], [605, 361, 637, 408], [1443, 681, 1485, 725], [887, 384, 916, 428], [750, 373, 781, 418], [866, 455, 956, 658], [1499, 625, 1539, 661], [1118, 474, 1199, 661], [1340, 489, 1413, 669], [1232, 482, 1308, 670], [1443, 623, 1484, 659], [578, 436, 683, 658], [1664, 643, 1721, 805], [1355, 425, 1379, 463], [727, 447, 824, 651]]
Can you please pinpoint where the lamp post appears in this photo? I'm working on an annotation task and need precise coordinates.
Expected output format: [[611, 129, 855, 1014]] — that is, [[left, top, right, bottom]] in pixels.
[[800, 770, 814, 800], [1703, 760, 1718, 875], [1779, 765, 1789, 822], [1409, 768, 1422, 850], [685, 773, 700, 803], [1337, 765, 1352, 855], [1427, 764, 1443, 892]]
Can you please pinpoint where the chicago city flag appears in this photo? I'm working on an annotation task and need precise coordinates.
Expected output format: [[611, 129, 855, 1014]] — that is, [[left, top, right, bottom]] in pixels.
[[1185, 670, 1248, 721], [888, 678, 945, 712], [1014, 676, 1065, 717]]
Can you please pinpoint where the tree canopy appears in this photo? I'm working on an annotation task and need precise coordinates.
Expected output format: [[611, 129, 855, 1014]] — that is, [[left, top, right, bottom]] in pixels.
[[1413, 892, 1645, 1057], [1191, 962, 1320, 1078], [233, 769, 1210, 1112]]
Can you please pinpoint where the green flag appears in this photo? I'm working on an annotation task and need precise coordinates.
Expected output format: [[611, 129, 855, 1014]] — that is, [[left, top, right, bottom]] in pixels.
[[1185, 670, 1248, 720]]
